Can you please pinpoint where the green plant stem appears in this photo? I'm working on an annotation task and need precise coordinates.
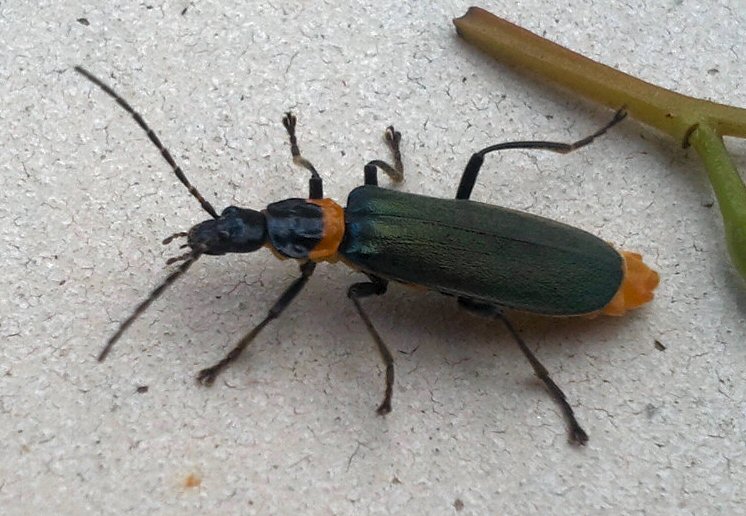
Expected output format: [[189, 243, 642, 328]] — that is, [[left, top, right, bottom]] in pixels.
[[689, 125, 746, 276], [453, 7, 746, 278]]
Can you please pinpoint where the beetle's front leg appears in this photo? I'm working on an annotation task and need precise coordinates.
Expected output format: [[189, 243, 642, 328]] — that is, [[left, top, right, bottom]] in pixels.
[[363, 125, 404, 186], [282, 112, 324, 199], [347, 275, 395, 415], [197, 261, 316, 385]]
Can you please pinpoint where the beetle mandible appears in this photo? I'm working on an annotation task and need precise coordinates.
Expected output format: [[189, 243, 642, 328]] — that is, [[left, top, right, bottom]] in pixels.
[[75, 66, 659, 444]]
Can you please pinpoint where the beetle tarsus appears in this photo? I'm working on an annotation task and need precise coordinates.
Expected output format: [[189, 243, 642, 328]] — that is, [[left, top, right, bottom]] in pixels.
[[383, 125, 403, 181], [196, 366, 219, 386], [376, 398, 392, 416], [196, 342, 249, 386], [570, 423, 589, 446], [363, 125, 404, 185]]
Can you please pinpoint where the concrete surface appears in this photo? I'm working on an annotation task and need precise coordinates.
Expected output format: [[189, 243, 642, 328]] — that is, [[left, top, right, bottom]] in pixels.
[[1, 0, 745, 514]]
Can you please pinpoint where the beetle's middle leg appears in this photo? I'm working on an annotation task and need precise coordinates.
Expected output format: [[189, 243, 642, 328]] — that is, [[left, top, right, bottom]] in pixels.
[[363, 125, 404, 186], [455, 109, 627, 200], [457, 297, 589, 445], [197, 261, 316, 386], [347, 274, 395, 415], [282, 112, 323, 199]]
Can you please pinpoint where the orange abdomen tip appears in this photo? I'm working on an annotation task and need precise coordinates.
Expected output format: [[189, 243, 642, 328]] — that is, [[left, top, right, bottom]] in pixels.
[[601, 251, 660, 316]]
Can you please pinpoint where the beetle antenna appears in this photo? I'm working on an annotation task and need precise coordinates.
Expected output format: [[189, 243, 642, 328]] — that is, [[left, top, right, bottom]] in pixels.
[[99, 253, 202, 361], [74, 66, 220, 219]]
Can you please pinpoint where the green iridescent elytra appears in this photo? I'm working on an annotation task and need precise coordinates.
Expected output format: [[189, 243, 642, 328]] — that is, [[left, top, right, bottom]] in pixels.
[[340, 185, 624, 315]]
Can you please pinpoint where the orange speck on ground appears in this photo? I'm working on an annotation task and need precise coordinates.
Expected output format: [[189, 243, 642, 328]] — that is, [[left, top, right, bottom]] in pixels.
[[184, 473, 201, 488]]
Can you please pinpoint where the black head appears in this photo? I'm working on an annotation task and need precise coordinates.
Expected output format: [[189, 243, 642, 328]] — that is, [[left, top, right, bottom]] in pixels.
[[188, 206, 267, 255]]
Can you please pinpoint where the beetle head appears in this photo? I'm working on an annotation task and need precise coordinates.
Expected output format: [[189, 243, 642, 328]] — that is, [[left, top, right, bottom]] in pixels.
[[187, 206, 267, 255]]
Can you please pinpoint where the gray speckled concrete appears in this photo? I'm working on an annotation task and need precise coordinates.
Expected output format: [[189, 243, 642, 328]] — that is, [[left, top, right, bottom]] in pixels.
[[2, 1, 745, 514]]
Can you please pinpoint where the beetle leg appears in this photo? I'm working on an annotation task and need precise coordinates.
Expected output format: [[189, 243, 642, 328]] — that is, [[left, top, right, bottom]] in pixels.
[[456, 108, 627, 200], [364, 125, 404, 186], [196, 261, 316, 386], [457, 297, 589, 445], [282, 112, 323, 199], [347, 275, 395, 415]]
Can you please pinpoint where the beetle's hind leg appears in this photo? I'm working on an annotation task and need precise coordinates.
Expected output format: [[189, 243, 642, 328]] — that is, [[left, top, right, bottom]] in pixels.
[[456, 108, 627, 200], [282, 112, 323, 199], [347, 275, 395, 415], [457, 297, 589, 445], [364, 125, 404, 186]]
